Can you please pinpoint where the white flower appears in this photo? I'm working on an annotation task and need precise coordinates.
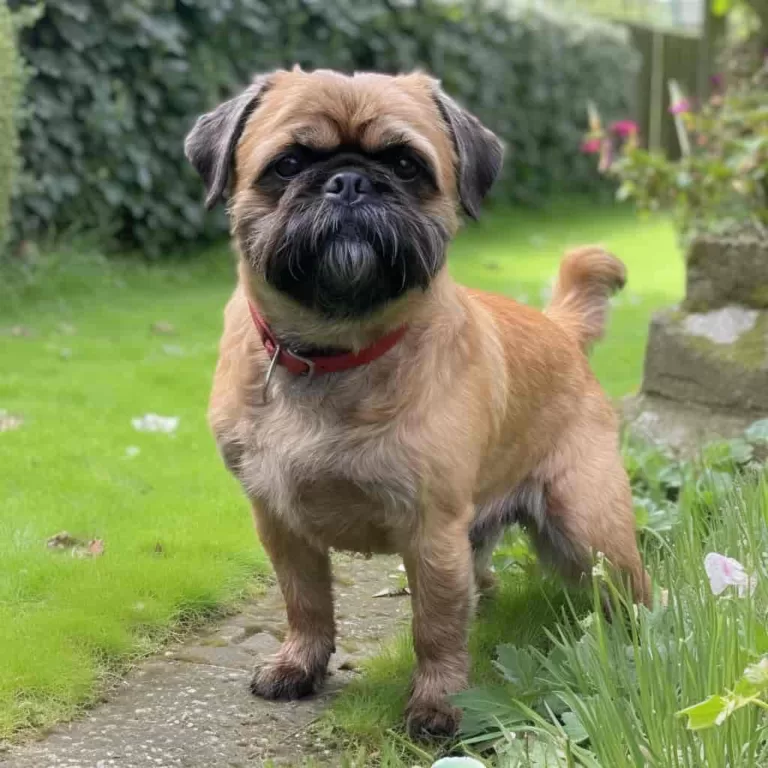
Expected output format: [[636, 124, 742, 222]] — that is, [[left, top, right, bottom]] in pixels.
[[704, 552, 756, 597], [592, 550, 608, 579], [131, 414, 179, 434]]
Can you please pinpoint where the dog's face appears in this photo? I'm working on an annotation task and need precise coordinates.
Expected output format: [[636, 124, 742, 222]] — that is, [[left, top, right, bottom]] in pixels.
[[185, 69, 503, 319]]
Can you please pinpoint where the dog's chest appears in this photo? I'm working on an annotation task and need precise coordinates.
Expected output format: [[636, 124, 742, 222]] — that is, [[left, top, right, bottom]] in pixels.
[[234, 398, 419, 552]]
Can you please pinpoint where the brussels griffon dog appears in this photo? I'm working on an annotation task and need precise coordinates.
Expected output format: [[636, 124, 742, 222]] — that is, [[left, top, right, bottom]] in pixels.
[[185, 68, 650, 739]]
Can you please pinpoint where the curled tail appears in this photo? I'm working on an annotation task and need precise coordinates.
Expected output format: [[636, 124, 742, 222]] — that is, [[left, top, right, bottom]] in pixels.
[[546, 246, 626, 352]]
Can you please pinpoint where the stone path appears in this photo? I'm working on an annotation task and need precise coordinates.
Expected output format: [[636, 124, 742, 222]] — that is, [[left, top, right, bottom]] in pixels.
[[2, 554, 410, 768]]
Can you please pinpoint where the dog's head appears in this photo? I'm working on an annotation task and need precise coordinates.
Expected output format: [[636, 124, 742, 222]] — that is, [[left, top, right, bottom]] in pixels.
[[185, 69, 503, 320]]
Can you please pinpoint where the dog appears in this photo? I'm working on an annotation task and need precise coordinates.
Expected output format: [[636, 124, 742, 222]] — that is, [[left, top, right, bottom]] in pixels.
[[184, 67, 651, 739]]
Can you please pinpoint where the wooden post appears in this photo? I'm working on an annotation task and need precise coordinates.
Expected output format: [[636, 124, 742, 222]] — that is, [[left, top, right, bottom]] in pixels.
[[649, 28, 665, 152], [697, 0, 726, 102]]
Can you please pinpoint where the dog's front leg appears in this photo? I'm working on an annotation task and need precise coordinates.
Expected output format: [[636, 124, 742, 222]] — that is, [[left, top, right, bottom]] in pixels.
[[403, 505, 474, 739], [249, 505, 334, 700]]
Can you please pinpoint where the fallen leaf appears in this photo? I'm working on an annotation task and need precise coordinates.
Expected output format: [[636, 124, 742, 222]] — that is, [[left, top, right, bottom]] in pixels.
[[0, 410, 23, 432], [47, 531, 79, 550], [372, 586, 411, 598], [86, 539, 105, 557], [151, 321, 176, 336], [47, 532, 105, 558]]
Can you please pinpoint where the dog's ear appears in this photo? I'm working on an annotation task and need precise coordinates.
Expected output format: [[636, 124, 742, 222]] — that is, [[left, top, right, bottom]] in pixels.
[[184, 75, 272, 210], [434, 88, 504, 219]]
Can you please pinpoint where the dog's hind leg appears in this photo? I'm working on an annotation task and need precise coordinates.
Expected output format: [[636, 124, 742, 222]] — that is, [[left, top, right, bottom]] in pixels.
[[530, 432, 651, 607]]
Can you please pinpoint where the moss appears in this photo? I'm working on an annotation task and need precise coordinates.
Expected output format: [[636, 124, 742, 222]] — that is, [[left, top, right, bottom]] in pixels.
[[678, 311, 768, 370], [750, 284, 768, 309]]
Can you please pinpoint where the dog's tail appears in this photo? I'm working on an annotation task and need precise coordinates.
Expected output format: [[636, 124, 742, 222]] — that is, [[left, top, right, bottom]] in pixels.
[[545, 246, 626, 353]]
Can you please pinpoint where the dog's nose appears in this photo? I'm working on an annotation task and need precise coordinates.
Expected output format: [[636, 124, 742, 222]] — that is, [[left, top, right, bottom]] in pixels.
[[323, 171, 373, 205]]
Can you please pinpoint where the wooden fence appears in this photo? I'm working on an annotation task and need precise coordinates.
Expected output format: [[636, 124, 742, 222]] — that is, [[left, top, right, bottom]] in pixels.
[[627, 22, 704, 155]]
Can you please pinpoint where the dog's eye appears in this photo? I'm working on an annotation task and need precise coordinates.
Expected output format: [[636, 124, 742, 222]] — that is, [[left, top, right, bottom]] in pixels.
[[393, 155, 419, 181], [274, 152, 305, 179]]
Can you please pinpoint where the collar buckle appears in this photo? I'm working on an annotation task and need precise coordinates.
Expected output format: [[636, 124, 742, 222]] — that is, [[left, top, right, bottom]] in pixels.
[[283, 348, 316, 380]]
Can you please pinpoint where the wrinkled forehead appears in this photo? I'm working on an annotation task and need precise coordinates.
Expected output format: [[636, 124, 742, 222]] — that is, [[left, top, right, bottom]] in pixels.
[[235, 70, 457, 191]]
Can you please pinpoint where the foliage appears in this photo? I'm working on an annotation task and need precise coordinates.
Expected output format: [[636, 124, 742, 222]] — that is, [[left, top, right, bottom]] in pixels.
[[583, 0, 767, 239], [0, 0, 24, 252], [712, 0, 768, 45], [7, 0, 637, 255], [456, 427, 768, 767]]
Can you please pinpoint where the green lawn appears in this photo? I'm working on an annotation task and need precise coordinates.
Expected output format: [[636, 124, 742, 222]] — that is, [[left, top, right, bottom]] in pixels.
[[0, 200, 683, 741]]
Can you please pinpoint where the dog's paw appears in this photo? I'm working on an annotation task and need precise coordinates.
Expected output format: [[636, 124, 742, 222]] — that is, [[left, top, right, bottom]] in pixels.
[[250, 660, 320, 701], [406, 699, 461, 740]]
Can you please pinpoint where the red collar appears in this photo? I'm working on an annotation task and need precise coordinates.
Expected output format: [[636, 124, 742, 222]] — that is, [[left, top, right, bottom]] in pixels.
[[248, 302, 408, 377]]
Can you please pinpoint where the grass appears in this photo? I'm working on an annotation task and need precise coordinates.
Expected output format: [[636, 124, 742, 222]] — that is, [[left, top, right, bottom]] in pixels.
[[0, 200, 682, 742]]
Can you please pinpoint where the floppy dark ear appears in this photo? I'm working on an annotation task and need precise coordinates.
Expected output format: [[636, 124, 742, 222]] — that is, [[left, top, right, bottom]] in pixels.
[[184, 76, 271, 210], [434, 89, 504, 219]]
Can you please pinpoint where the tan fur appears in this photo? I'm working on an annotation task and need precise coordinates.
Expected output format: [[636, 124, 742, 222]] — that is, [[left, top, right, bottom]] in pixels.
[[204, 69, 649, 738], [546, 245, 627, 351]]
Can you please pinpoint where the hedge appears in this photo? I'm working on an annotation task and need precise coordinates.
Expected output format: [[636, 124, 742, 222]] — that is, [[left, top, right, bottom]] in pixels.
[[0, 0, 22, 252], [8, 1, 639, 256]]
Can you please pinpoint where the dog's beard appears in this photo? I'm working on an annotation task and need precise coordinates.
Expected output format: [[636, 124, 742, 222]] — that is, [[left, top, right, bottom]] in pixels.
[[245, 199, 449, 319]]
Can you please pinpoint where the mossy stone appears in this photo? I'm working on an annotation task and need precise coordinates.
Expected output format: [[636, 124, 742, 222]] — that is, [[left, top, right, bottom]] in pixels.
[[642, 306, 768, 411], [684, 236, 768, 311]]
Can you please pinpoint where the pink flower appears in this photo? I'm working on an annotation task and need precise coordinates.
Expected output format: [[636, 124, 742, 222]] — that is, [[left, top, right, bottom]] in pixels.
[[704, 552, 756, 597], [581, 137, 602, 154], [669, 99, 691, 115], [610, 120, 638, 138]]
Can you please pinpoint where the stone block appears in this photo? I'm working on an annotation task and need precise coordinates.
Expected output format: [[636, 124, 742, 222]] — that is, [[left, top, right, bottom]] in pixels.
[[621, 393, 758, 457], [642, 306, 768, 411], [685, 236, 768, 312]]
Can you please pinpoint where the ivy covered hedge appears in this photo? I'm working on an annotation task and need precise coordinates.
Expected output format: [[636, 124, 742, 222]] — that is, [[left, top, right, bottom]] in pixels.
[[8, 1, 638, 256], [0, 0, 22, 251]]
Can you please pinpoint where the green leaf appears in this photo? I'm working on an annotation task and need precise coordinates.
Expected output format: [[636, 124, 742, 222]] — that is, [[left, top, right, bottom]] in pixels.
[[727, 439, 754, 465], [746, 418, 768, 444], [677, 695, 728, 730], [561, 710, 589, 744], [499, 736, 563, 767], [657, 463, 684, 490], [494, 645, 541, 690], [454, 686, 528, 738], [754, 626, 768, 656], [711, 0, 735, 16]]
